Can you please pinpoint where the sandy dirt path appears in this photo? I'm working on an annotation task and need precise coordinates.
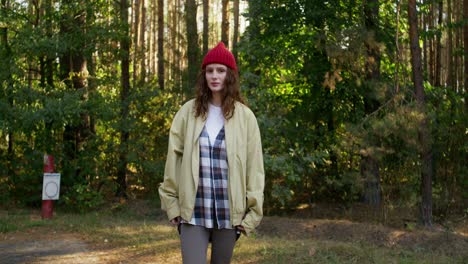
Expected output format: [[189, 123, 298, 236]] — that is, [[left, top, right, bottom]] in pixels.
[[0, 232, 104, 264]]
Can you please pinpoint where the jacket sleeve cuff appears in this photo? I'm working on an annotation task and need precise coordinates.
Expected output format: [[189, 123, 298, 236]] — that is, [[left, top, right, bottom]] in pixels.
[[241, 210, 263, 236], [166, 205, 181, 221]]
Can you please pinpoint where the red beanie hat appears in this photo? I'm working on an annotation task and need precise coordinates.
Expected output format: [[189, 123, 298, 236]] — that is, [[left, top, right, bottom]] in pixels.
[[202, 42, 238, 72]]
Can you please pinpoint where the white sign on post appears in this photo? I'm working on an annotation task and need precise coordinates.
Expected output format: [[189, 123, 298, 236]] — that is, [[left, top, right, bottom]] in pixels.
[[42, 173, 61, 200]]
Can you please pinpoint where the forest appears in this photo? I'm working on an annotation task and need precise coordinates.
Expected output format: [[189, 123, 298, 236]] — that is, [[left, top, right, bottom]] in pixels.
[[0, 0, 466, 228]]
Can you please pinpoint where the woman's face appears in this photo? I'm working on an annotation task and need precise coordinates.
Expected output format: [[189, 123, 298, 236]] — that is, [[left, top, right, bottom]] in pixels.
[[205, 63, 227, 94]]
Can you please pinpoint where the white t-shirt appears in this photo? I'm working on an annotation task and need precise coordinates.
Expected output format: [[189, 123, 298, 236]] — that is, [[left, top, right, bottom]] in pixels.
[[206, 104, 225, 145]]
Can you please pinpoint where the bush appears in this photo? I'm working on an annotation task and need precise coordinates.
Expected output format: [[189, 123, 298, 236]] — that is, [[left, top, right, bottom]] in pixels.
[[62, 183, 104, 213]]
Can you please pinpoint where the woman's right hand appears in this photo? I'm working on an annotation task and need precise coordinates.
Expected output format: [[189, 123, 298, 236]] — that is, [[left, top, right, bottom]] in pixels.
[[170, 216, 181, 225]]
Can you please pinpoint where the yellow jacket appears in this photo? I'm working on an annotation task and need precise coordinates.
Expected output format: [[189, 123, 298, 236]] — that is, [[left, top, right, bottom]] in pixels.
[[159, 99, 264, 235]]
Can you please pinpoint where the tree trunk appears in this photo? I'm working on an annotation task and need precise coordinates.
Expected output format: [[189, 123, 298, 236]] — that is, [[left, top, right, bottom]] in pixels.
[[166, 0, 172, 84], [455, 0, 461, 90], [39, 57, 46, 88], [364, 0, 381, 80], [87, 56, 96, 136], [60, 1, 89, 180], [362, 0, 382, 207], [408, 0, 434, 227], [422, 9, 428, 78], [172, 0, 177, 89], [132, 0, 140, 87], [429, 2, 435, 85], [1, 0, 15, 178], [361, 156, 381, 205], [394, 0, 402, 93], [435, 0, 442, 87], [221, 0, 229, 47], [448, 0, 454, 87], [38, 0, 54, 156], [186, 0, 199, 97], [203, 0, 209, 55], [153, 0, 157, 77], [233, 0, 240, 61], [454, 0, 463, 92], [140, 0, 146, 83], [85, 2, 96, 136], [157, 0, 164, 90], [176, 0, 182, 89], [117, 0, 131, 199], [150, 0, 155, 77], [464, 0, 468, 101]]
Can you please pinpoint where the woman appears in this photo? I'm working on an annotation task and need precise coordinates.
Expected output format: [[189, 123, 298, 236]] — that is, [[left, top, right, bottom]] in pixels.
[[159, 42, 264, 264]]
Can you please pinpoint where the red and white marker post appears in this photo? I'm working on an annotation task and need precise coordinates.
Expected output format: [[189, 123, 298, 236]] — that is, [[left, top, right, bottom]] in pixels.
[[42, 154, 59, 219]]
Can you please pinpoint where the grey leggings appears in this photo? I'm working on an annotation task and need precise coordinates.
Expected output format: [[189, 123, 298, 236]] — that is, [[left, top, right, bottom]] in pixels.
[[180, 224, 238, 264]]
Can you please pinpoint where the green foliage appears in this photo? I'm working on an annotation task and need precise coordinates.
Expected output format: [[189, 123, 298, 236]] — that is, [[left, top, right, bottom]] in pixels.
[[264, 145, 330, 210], [241, 0, 371, 209], [240, 0, 466, 217], [0, 0, 466, 221], [62, 183, 104, 213], [1, 0, 173, 206], [125, 84, 179, 195], [427, 86, 468, 214]]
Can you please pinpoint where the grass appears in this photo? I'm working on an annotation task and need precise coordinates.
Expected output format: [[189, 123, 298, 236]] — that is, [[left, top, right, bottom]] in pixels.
[[231, 236, 463, 264], [0, 209, 50, 232], [1, 201, 466, 264]]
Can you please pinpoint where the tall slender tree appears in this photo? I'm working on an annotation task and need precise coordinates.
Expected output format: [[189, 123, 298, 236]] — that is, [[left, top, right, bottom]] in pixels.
[[233, 0, 240, 60], [132, 0, 140, 86], [429, 2, 435, 85], [157, 0, 164, 90], [166, 0, 173, 84], [408, 0, 433, 227], [394, 0, 402, 93], [60, 1, 90, 180], [150, 0, 156, 76], [361, 0, 382, 207], [170, 0, 178, 89], [117, 0, 131, 198], [203, 0, 209, 55], [176, 0, 183, 89], [140, 0, 146, 82], [44, 0, 54, 89], [1, 0, 14, 178], [455, 0, 461, 89], [422, 8, 428, 79], [186, 0, 199, 96], [448, 0, 454, 87], [221, 0, 229, 46], [85, 0, 97, 136], [464, 0, 468, 100], [435, 0, 442, 87]]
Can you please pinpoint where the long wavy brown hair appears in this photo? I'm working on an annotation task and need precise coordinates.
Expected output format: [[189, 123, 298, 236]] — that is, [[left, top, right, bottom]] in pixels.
[[194, 68, 245, 120]]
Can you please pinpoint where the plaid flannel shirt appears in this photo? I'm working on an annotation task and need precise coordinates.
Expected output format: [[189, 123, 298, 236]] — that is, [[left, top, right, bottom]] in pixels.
[[185, 126, 231, 229]]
